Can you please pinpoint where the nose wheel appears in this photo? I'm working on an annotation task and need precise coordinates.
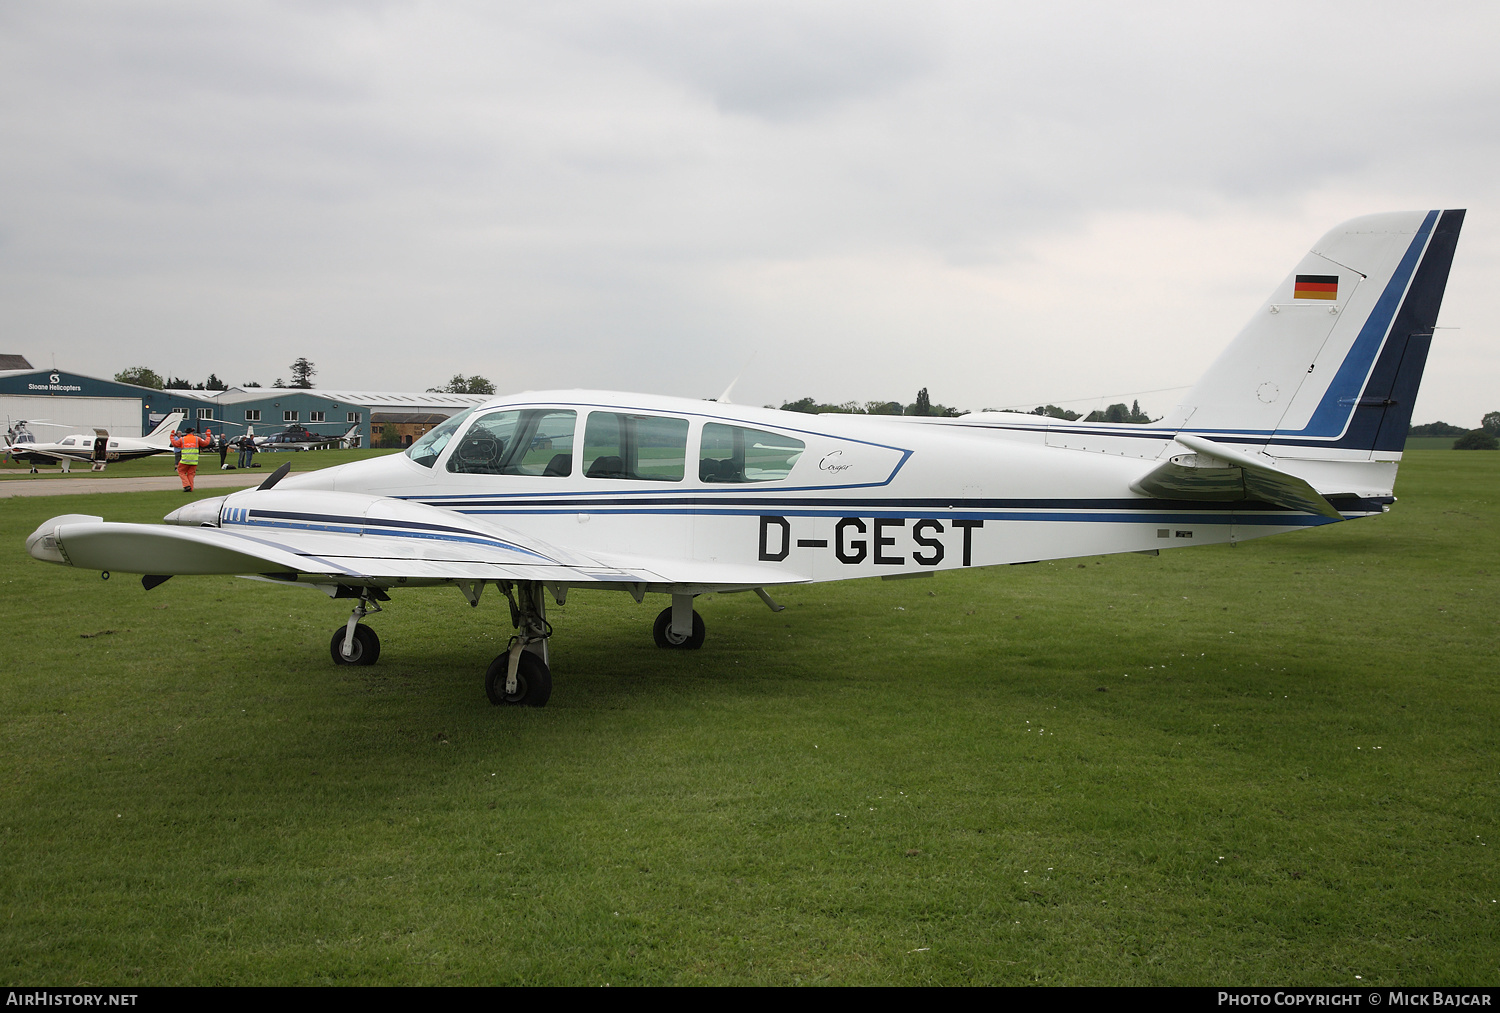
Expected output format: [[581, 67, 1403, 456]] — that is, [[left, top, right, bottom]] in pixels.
[[653, 605, 705, 649]]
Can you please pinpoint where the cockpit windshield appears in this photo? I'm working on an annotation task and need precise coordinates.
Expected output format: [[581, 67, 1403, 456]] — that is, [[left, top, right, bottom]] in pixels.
[[405, 407, 477, 468]]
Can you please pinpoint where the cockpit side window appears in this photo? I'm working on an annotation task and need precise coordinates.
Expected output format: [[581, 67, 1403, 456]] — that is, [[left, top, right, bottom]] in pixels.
[[582, 412, 688, 481], [699, 423, 804, 483], [446, 409, 577, 476], [405, 407, 476, 468]]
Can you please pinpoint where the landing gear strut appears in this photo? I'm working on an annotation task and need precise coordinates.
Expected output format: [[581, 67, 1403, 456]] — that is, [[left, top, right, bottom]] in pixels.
[[653, 593, 705, 649], [487, 581, 553, 706], [330, 589, 383, 666]]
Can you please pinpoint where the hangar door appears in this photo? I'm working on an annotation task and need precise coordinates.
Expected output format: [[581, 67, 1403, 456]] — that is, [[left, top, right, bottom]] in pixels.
[[0, 396, 145, 438]]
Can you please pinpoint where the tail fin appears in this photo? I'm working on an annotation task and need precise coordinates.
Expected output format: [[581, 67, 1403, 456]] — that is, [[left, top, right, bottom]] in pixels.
[[145, 410, 186, 445], [1173, 210, 1464, 455]]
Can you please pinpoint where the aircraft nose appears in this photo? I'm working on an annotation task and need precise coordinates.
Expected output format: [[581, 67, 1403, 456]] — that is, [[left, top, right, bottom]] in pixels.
[[165, 496, 225, 526]]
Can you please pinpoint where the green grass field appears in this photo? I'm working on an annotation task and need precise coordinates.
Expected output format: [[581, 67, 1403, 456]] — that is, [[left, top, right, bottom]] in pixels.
[[1, 453, 1496, 985]]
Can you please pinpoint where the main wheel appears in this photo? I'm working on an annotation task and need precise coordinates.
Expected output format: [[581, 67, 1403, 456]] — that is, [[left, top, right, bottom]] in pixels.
[[653, 607, 705, 649], [329, 624, 380, 666], [485, 650, 553, 707]]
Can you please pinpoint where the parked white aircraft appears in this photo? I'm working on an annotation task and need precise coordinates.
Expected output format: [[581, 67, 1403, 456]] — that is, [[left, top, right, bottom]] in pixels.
[[8, 411, 187, 472], [26, 210, 1465, 707]]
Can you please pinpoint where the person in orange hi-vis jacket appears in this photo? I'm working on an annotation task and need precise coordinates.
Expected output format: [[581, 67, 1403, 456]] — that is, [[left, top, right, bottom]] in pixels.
[[169, 426, 212, 492]]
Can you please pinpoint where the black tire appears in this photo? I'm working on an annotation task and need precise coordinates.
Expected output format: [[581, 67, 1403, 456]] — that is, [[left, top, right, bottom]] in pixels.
[[485, 650, 553, 707], [652, 607, 705, 649], [329, 624, 380, 666]]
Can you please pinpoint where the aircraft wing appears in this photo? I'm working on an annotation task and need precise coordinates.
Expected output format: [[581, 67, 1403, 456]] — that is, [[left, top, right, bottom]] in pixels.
[[26, 490, 804, 591], [8, 446, 93, 463]]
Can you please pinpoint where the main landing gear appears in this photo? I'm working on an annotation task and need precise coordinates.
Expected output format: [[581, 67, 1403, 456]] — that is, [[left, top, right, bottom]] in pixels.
[[330, 589, 385, 666], [324, 581, 554, 707], [653, 593, 705, 650], [485, 580, 553, 707]]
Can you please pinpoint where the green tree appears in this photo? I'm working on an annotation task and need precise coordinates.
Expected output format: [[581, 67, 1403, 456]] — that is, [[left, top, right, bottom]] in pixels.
[[1454, 430, 1499, 450], [1028, 405, 1083, 421], [909, 388, 932, 416], [114, 367, 163, 389], [780, 397, 820, 414], [428, 374, 497, 395], [289, 358, 316, 389], [1481, 412, 1500, 435], [865, 401, 904, 416], [243, 381, 262, 388], [1410, 421, 1468, 436]]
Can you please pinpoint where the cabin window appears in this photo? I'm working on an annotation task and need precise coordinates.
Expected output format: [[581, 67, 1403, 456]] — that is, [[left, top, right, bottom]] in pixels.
[[446, 409, 577, 477], [405, 407, 476, 468], [582, 412, 689, 481], [699, 424, 805, 483]]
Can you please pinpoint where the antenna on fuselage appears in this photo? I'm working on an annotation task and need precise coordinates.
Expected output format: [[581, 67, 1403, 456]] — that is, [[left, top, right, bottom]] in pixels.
[[715, 352, 757, 404], [258, 462, 292, 490]]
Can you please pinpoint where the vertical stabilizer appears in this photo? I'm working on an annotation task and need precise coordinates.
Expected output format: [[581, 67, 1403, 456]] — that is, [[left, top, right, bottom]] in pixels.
[[1173, 210, 1464, 455], [146, 410, 187, 445]]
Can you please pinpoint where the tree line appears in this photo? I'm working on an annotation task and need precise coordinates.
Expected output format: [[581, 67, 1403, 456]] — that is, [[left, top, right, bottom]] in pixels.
[[115, 358, 318, 391], [110, 361, 497, 396], [775, 389, 1155, 424], [103, 364, 1500, 448], [1414, 414, 1500, 449]]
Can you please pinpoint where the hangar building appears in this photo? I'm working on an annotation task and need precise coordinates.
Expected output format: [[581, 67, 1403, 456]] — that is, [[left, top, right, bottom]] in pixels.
[[0, 359, 489, 446]]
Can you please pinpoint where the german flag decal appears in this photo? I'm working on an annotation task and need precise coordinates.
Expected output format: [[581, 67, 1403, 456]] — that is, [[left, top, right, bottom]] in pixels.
[[1294, 274, 1338, 300]]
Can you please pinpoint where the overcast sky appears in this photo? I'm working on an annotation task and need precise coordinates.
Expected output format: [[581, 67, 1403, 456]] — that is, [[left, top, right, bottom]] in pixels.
[[3, 1, 1496, 424]]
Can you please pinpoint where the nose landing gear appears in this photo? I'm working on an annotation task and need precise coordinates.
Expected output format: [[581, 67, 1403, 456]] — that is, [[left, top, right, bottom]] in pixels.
[[653, 593, 705, 649]]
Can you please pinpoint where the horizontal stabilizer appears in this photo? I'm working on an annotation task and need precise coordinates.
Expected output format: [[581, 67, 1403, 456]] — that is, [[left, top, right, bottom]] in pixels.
[[1131, 434, 1343, 519]]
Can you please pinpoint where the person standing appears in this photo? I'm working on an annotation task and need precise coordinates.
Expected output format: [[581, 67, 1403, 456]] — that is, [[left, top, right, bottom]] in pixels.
[[217, 430, 230, 469], [170, 426, 210, 492]]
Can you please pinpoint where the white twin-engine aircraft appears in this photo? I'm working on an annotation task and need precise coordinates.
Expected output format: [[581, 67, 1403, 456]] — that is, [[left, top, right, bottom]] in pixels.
[[26, 210, 1465, 707]]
